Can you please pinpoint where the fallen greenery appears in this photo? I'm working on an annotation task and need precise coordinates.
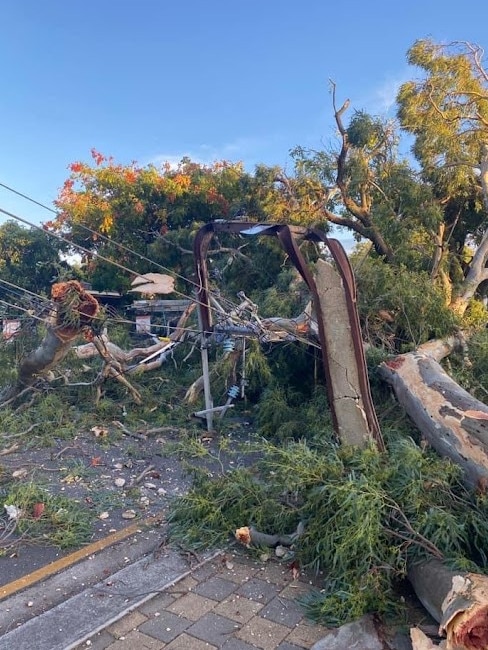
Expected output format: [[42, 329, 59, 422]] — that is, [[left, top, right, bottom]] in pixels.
[[2, 301, 488, 628], [0, 480, 93, 551], [167, 409, 488, 627]]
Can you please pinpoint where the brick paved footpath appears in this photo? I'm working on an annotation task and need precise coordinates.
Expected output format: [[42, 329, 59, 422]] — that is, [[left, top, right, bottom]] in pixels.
[[74, 552, 330, 650]]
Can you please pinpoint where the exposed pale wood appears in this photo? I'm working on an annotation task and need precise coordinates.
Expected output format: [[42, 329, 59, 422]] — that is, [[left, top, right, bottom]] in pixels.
[[75, 336, 171, 362], [409, 559, 488, 650], [90, 337, 142, 404], [184, 349, 240, 404], [410, 627, 445, 649], [379, 338, 488, 488], [129, 272, 175, 295]]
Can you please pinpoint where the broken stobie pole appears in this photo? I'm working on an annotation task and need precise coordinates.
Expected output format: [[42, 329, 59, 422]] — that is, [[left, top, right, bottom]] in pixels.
[[192, 221, 383, 448]]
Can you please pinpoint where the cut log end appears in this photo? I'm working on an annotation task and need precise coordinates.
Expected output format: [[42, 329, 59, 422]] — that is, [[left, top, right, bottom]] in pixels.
[[447, 605, 488, 650]]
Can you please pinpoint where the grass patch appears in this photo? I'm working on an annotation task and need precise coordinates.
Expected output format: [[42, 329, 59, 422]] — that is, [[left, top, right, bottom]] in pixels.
[[1, 480, 93, 550]]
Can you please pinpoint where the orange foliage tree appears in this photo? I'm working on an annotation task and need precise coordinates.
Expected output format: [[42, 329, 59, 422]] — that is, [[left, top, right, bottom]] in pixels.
[[51, 151, 326, 292]]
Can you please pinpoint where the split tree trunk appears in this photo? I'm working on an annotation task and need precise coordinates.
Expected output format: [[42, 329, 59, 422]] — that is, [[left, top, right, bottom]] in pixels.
[[314, 258, 375, 447], [0, 281, 99, 407], [409, 559, 488, 650], [379, 337, 488, 647], [378, 337, 488, 489], [75, 302, 195, 374]]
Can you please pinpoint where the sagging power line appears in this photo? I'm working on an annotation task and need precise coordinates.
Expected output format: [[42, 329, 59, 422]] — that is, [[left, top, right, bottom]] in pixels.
[[0, 181, 247, 315]]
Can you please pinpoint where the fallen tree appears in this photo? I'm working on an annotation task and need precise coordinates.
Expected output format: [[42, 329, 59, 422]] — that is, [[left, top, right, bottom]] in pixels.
[[379, 336, 488, 489], [0, 281, 99, 407], [409, 559, 488, 650], [75, 301, 195, 374]]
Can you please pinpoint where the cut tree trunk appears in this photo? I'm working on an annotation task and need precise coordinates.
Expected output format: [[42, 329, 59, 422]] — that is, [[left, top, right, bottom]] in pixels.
[[378, 337, 488, 489], [408, 558, 488, 650], [0, 281, 99, 407], [75, 302, 195, 373]]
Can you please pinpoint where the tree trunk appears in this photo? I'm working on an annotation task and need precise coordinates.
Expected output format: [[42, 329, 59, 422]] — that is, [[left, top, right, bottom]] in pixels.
[[0, 281, 99, 406], [75, 301, 196, 374], [408, 558, 488, 650], [378, 337, 488, 489]]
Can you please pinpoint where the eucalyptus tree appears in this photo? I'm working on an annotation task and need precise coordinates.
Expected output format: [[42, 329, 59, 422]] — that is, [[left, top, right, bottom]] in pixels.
[[398, 39, 488, 314]]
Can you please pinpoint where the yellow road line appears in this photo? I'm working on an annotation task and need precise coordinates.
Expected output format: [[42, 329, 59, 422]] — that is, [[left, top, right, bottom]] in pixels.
[[0, 519, 156, 601]]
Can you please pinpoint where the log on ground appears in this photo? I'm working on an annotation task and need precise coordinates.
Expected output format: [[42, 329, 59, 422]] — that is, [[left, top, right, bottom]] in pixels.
[[379, 337, 488, 488], [409, 558, 488, 650]]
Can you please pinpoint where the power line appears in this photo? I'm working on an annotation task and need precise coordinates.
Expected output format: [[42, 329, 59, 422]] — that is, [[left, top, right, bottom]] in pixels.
[[0, 182, 57, 216], [0, 202, 244, 318], [0, 298, 48, 323], [0, 277, 52, 305], [0, 206, 149, 280], [0, 181, 243, 314]]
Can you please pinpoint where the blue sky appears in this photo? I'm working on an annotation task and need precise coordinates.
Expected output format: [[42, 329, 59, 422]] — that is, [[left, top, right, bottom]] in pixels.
[[2, 0, 488, 230]]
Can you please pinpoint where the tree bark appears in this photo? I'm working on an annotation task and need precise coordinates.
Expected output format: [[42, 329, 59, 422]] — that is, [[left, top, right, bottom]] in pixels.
[[408, 558, 488, 650], [379, 337, 488, 488], [75, 301, 196, 372], [0, 281, 99, 406]]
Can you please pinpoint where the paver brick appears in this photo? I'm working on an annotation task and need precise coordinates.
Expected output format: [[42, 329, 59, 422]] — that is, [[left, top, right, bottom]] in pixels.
[[167, 592, 218, 620], [186, 611, 240, 646], [167, 575, 198, 594], [194, 576, 239, 601], [107, 611, 148, 638], [77, 629, 116, 650], [219, 560, 259, 584], [285, 621, 330, 648], [105, 629, 165, 649], [237, 577, 282, 604], [276, 642, 308, 650], [254, 563, 292, 588], [214, 594, 264, 623], [139, 610, 191, 642], [191, 561, 221, 582], [278, 582, 314, 600], [164, 632, 218, 649], [138, 592, 176, 615], [259, 596, 304, 628], [236, 616, 289, 650], [221, 638, 262, 650]]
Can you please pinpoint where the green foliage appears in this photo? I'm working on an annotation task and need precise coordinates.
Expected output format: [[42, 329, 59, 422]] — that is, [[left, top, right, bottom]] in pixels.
[[1, 481, 92, 548], [167, 466, 291, 550], [242, 340, 272, 397], [346, 111, 387, 150], [168, 431, 488, 626], [398, 39, 488, 253], [461, 298, 488, 329], [256, 386, 332, 443], [354, 257, 458, 351], [447, 328, 488, 402], [0, 221, 69, 296]]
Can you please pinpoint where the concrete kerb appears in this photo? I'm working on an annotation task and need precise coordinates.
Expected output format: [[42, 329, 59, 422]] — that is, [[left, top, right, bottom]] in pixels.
[[0, 520, 221, 650]]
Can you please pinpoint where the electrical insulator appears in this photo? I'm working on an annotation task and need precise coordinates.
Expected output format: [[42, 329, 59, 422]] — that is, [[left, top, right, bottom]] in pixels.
[[222, 338, 235, 353], [227, 385, 240, 399]]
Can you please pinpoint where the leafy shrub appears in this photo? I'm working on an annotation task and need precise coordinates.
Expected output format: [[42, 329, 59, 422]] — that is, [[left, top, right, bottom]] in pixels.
[[354, 258, 458, 351]]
